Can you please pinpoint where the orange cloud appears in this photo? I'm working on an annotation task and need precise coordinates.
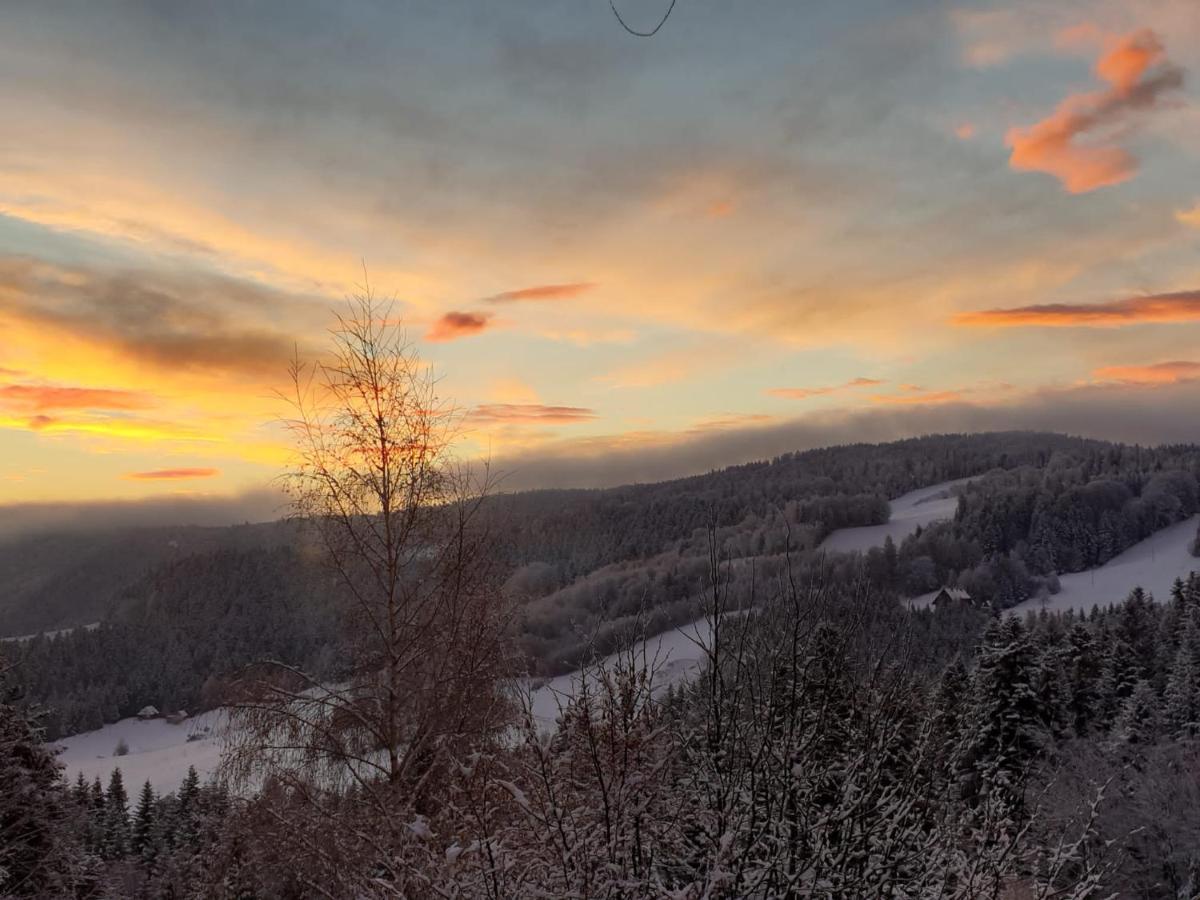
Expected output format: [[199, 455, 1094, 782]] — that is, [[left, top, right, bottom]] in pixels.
[[954, 289, 1200, 328], [1177, 202, 1200, 228], [1093, 361, 1200, 385], [0, 383, 152, 413], [426, 311, 493, 342], [767, 377, 882, 400], [467, 404, 597, 425], [870, 389, 964, 406], [125, 467, 220, 480], [1005, 29, 1183, 193], [483, 283, 595, 304], [687, 412, 775, 433], [955, 123, 976, 140]]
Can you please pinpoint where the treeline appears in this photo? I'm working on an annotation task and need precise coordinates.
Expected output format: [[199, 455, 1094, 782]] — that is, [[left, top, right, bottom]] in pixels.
[[13, 548, 341, 740], [0, 680, 235, 899]]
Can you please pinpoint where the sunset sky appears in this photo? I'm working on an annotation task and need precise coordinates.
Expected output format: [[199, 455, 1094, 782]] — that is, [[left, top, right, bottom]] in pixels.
[[2, 1, 1199, 512]]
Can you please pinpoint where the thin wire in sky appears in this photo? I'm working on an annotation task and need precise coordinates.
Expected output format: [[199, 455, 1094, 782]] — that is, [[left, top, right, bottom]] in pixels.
[[610, 0, 677, 37]]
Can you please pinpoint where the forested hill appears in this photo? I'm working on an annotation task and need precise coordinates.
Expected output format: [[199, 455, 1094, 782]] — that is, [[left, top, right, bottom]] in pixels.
[[0, 431, 1106, 638], [9, 430, 1200, 739], [0, 520, 303, 638], [480, 430, 1114, 575]]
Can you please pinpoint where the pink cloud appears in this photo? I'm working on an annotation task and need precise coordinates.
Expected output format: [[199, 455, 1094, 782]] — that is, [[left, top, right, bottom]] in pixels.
[[954, 289, 1200, 328], [425, 311, 493, 342], [767, 377, 882, 400], [1006, 28, 1183, 193], [0, 383, 152, 413], [1093, 360, 1200, 385], [483, 283, 595, 304], [467, 403, 597, 425], [125, 467, 220, 480]]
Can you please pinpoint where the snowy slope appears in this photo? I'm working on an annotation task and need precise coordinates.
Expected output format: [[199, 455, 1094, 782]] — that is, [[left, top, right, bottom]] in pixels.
[[527, 617, 713, 728], [53, 621, 717, 792], [55, 710, 225, 794], [819, 477, 974, 554], [1011, 514, 1200, 615]]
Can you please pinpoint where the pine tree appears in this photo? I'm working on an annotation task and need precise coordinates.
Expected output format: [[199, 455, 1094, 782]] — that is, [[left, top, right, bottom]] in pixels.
[[1114, 679, 1159, 745], [0, 683, 85, 893], [177, 765, 200, 847], [133, 779, 157, 863], [1163, 644, 1200, 739], [1063, 623, 1100, 736], [961, 616, 1044, 808], [1094, 634, 1140, 730], [104, 767, 130, 859]]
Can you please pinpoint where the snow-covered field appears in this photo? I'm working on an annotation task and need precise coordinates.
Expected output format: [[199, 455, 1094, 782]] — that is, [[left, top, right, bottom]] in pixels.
[[1010, 514, 1200, 615], [907, 514, 1200, 614], [55, 710, 225, 794], [54, 619, 717, 793], [819, 477, 973, 554], [527, 616, 712, 728]]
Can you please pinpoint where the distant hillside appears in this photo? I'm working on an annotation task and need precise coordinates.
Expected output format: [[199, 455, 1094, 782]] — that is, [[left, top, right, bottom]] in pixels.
[[0, 431, 1099, 638], [13, 430, 1200, 739], [0, 520, 301, 637]]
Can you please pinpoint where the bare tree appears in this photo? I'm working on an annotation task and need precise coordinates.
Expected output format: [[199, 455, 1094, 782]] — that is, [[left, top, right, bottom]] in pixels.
[[221, 289, 516, 893]]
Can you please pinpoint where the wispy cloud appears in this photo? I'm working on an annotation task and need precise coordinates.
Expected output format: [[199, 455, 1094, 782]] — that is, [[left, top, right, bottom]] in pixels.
[[483, 283, 595, 304], [767, 377, 882, 400], [1006, 28, 1184, 193], [1093, 360, 1200, 385], [124, 467, 221, 480], [467, 403, 597, 425], [954, 289, 1200, 328], [687, 412, 775, 433], [870, 388, 964, 406], [425, 311, 493, 342], [0, 383, 152, 413]]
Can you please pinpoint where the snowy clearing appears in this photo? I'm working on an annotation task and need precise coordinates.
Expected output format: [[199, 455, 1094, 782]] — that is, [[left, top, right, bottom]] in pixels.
[[819, 477, 974, 554], [55, 710, 225, 794], [527, 617, 713, 728], [908, 514, 1200, 614], [53, 621, 718, 792], [1010, 514, 1200, 615]]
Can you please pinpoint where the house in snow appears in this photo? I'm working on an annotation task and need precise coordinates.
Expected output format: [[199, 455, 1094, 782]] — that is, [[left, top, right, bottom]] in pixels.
[[136, 705, 160, 720], [931, 586, 972, 608]]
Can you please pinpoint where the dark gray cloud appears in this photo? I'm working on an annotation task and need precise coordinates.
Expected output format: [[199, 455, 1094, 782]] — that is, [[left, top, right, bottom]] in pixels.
[[0, 256, 323, 376]]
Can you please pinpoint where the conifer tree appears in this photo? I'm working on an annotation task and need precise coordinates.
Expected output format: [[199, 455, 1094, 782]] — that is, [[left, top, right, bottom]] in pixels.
[[961, 616, 1043, 807], [0, 679, 83, 893], [1064, 623, 1100, 736], [133, 779, 157, 863], [1115, 679, 1160, 746], [104, 767, 130, 859]]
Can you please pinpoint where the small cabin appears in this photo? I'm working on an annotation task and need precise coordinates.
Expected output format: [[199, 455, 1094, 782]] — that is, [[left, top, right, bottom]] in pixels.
[[136, 705, 160, 720], [931, 586, 972, 608]]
